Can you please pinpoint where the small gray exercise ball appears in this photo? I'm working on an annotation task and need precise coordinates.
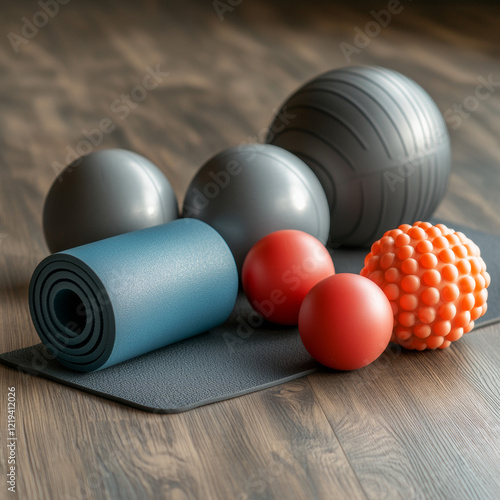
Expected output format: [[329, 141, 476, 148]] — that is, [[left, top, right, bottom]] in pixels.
[[267, 66, 451, 247], [43, 149, 179, 253], [182, 144, 330, 271]]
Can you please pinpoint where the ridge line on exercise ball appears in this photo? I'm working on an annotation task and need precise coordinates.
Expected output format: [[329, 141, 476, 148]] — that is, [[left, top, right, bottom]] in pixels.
[[266, 65, 451, 248]]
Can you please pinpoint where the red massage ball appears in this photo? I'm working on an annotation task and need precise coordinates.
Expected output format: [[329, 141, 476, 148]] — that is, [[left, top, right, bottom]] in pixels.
[[298, 273, 393, 370], [360, 221, 490, 350], [242, 230, 335, 325]]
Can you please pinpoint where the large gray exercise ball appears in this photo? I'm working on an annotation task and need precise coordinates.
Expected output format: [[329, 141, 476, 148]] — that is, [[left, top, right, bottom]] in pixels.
[[43, 149, 179, 253], [266, 66, 451, 247], [182, 144, 330, 271]]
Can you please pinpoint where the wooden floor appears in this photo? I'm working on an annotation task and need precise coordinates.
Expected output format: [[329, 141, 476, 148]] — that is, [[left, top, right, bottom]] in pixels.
[[1, 1, 500, 498]]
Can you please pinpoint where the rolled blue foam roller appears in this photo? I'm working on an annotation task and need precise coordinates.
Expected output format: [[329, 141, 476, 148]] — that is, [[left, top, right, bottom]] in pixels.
[[29, 218, 238, 371]]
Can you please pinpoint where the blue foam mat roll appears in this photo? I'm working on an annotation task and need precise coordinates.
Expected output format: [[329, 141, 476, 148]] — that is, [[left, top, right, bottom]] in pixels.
[[28, 218, 239, 371]]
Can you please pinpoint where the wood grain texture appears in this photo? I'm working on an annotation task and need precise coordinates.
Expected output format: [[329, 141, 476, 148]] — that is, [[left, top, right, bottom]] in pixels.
[[0, 1, 499, 499]]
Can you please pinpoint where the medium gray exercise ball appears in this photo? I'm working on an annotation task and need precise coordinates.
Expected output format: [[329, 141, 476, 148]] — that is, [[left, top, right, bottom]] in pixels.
[[267, 66, 451, 247], [43, 149, 179, 253], [182, 144, 330, 271]]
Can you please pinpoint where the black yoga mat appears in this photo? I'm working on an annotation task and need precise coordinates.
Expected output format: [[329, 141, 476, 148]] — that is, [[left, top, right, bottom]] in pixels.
[[1, 221, 499, 413]]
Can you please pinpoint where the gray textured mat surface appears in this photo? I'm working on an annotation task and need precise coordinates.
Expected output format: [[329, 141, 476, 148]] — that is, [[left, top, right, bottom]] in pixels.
[[1, 221, 498, 413]]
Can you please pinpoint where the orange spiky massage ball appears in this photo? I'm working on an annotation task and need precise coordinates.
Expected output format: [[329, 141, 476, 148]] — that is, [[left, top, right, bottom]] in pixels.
[[360, 221, 490, 350]]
